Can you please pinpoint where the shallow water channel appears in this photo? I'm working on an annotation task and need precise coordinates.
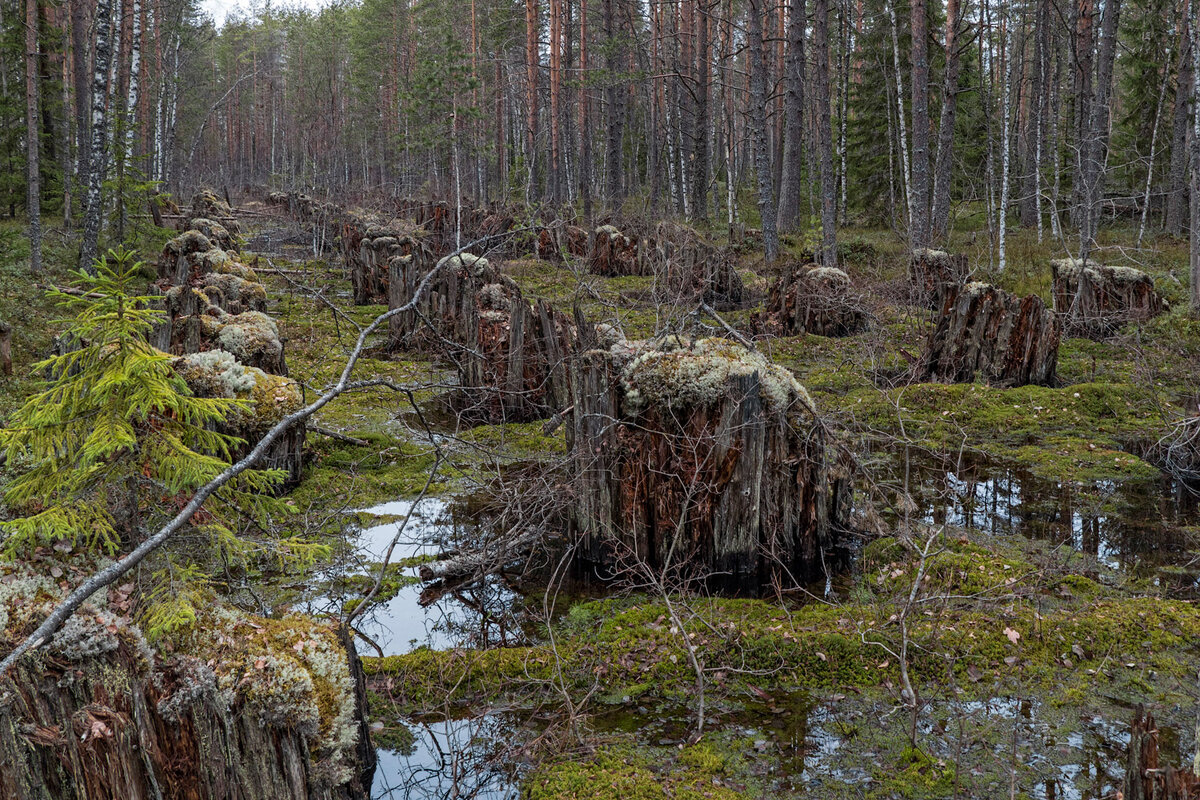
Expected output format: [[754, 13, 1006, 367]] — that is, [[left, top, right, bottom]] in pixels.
[[323, 451, 1199, 799]]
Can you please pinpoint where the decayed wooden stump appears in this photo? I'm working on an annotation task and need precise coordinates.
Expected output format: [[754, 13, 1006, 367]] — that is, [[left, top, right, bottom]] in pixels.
[[342, 219, 433, 305], [916, 282, 1060, 387], [569, 337, 853, 593], [175, 350, 306, 487], [1051, 258, 1168, 338], [189, 189, 240, 234], [651, 221, 745, 309], [1124, 705, 1200, 800], [588, 224, 649, 276], [0, 606, 372, 800], [0, 319, 11, 376], [537, 221, 589, 262], [910, 248, 968, 306], [762, 261, 867, 337], [389, 253, 575, 422]]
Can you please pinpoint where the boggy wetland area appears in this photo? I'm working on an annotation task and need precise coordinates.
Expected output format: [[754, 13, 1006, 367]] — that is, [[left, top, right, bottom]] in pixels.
[[4, 191, 1200, 800]]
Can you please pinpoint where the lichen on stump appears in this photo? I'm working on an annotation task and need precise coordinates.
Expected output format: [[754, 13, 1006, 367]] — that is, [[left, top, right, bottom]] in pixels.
[[568, 336, 853, 594], [588, 224, 648, 277], [1051, 258, 1168, 338], [910, 248, 968, 307], [175, 349, 305, 487], [762, 261, 867, 337], [0, 556, 373, 800], [389, 253, 575, 423], [915, 282, 1060, 387]]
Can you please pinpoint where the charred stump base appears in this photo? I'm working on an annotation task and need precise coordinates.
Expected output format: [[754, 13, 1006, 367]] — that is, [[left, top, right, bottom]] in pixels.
[[1124, 705, 1200, 800], [910, 249, 968, 307], [342, 219, 433, 305], [761, 262, 867, 337], [1051, 258, 1168, 338], [388, 253, 575, 423], [0, 612, 372, 800], [568, 337, 853, 594], [915, 282, 1060, 387]]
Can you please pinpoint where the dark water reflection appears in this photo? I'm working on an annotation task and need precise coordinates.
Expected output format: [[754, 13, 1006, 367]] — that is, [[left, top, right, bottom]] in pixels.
[[876, 448, 1200, 594]]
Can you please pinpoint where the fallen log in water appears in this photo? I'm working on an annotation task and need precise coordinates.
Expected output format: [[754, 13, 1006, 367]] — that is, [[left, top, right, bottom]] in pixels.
[[417, 529, 543, 594], [915, 282, 1060, 387], [1051, 258, 1168, 338], [569, 336, 853, 593]]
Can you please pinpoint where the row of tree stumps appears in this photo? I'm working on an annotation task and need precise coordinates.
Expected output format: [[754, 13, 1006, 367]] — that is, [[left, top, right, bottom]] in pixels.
[[152, 193, 306, 487]]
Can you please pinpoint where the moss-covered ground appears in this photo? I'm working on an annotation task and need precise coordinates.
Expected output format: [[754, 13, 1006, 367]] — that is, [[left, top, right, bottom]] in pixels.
[[3, 214, 1199, 799]]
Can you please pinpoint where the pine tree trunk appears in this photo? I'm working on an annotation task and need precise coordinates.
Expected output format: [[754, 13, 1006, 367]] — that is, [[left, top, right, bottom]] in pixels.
[[690, 0, 711, 222], [909, 0, 931, 248], [777, 0, 806, 231], [814, 0, 838, 266], [1165, 10, 1193, 236], [525, 0, 540, 200], [930, 0, 963, 242], [580, 0, 593, 220], [746, 0, 778, 262], [549, 0, 562, 204], [604, 0, 625, 203], [80, 0, 114, 271], [1071, 0, 1095, 230], [25, 0, 41, 275], [70, 0, 90, 206], [1018, 0, 1045, 228], [1079, 0, 1121, 259], [1191, 0, 1200, 314]]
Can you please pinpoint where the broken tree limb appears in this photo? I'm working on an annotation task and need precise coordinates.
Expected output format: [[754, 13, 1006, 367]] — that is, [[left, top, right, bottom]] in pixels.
[[309, 424, 369, 447], [417, 529, 543, 584]]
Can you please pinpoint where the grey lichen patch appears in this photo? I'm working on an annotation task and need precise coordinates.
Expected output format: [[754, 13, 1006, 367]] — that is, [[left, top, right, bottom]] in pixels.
[[620, 337, 813, 415], [201, 273, 268, 307], [479, 283, 509, 310], [211, 311, 283, 365], [174, 349, 259, 397], [164, 230, 214, 257], [963, 281, 993, 297], [448, 252, 489, 277], [1053, 258, 1154, 286], [174, 350, 301, 429], [804, 266, 852, 286]]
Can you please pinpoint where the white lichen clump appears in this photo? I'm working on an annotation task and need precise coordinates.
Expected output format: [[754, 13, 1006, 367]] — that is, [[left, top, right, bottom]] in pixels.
[[620, 337, 813, 415], [803, 266, 851, 287], [174, 349, 258, 397], [448, 252, 489, 277], [479, 282, 509, 310], [1053, 258, 1152, 286], [212, 311, 283, 364]]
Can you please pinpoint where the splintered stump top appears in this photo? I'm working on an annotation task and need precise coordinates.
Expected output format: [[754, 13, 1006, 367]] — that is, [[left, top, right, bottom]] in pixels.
[[570, 337, 853, 594], [916, 282, 1060, 387]]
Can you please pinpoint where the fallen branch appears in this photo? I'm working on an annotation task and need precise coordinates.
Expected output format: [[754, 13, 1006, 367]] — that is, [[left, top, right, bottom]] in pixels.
[[308, 424, 369, 447], [0, 236, 494, 677]]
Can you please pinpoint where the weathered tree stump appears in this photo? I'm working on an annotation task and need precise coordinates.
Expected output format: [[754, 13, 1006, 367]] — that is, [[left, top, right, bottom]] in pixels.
[[651, 221, 745, 309], [342, 219, 433, 305], [915, 282, 1060, 387], [187, 217, 238, 252], [1124, 705, 1200, 800], [910, 248, 968, 306], [537, 221, 589, 262], [151, 226, 283, 374], [189, 189, 240, 234], [588, 224, 649, 276], [762, 261, 867, 337], [568, 336, 853, 593], [1051, 258, 1168, 338], [389, 253, 575, 423], [0, 602, 372, 800], [175, 349, 305, 487]]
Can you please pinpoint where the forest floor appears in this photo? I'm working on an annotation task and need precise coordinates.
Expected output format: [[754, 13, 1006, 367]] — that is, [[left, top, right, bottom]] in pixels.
[[2, 214, 1199, 799]]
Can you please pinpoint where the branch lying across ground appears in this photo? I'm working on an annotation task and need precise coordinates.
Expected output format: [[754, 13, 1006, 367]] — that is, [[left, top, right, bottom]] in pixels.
[[0, 237, 493, 677]]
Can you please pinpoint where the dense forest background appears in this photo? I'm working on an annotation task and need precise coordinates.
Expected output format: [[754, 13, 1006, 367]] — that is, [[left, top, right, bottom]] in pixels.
[[2, 0, 1197, 272]]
